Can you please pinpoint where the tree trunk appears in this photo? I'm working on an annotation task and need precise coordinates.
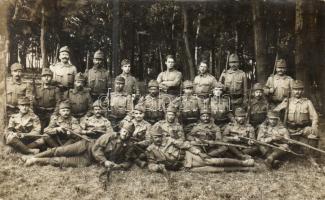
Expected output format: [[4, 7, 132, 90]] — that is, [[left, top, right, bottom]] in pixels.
[[41, 7, 48, 68], [112, 0, 120, 77], [182, 5, 195, 80], [251, 0, 268, 84]]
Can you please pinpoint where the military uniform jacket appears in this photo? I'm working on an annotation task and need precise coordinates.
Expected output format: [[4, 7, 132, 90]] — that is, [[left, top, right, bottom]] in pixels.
[[193, 73, 217, 95], [219, 69, 247, 96], [157, 69, 182, 95], [6, 78, 32, 107], [6, 111, 41, 138], [91, 132, 133, 165], [152, 120, 185, 140], [274, 97, 318, 127], [247, 97, 269, 125], [172, 95, 199, 119], [137, 94, 168, 122], [257, 123, 290, 144], [34, 84, 61, 110], [85, 66, 110, 96], [50, 62, 77, 88], [109, 91, 133, 119], [265, 74, 293, 102], [210, 96, 232, 122], [187, 122, 222, 142], [80, 115, 114, 139], [63, 88, 93, 117], [223, 122, 255, 139], [131, 119, 152, 142], [116, 73, 140, 95]]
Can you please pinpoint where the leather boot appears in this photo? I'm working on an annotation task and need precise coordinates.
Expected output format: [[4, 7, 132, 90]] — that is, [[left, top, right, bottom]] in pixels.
[[8, 138, 34, 154]]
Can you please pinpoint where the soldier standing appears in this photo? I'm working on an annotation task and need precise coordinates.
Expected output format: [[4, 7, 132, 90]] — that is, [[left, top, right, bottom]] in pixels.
[[137, 80, 169, 125], [6, 63, 32, 117], [193, 60, 218, 98], [50, 46, 77, 92], [85, 50, 111, 101], [157, 55, 182, 99], [5, 97, 42, 155], [264, 59, 293, 106], [62, 73, 93, 119], [219, 54, 247, 110], [116, 59, 140, 97], [107, 76, 133, 130], [33, 68, 61, 130], [274, 80, 320, 169], [247, 83, 269, 128], [257, 111, 290, 169]]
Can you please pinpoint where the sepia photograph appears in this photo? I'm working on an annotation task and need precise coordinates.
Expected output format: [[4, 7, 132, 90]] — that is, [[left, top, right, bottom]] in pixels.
[[0, 0, 325, 199]]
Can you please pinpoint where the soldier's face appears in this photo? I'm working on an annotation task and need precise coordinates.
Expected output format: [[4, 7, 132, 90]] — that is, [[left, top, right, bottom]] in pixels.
[[12, 69, 22, 79], [268, 118, 278, 127], [184, 88, 193, 95], [59, 108, 71, 118], [74, 80, 84, 89], [93, 107, 102, 117], [276, 67, 286, 75], [119, 128, 130, 140], [229, 62, 239, 69], [122, 64, 131, 74], [198, 63, 208, 74], [292, 88, 303, 98], [254, 90, 263, 99], [165, 58, 175, 69], [166, 112, 176, 123], [134, 110, 144, 122], [59, 52, 70, 63], [18, 104, 29, 114], [42, 75, 52, 84], [200, 113, 211, 123], [153, 135, 163, 146], [93, 58, 103, 67], [115, 82, 124, 91], [213, 88, 223, 97], [235, 116, 246, 124], [149, 87, 159, 96]]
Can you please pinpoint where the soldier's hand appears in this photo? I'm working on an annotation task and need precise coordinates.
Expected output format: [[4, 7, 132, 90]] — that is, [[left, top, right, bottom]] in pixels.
[[264, 138, 273, 143], [56, 127, 65, 133], [248, 140, 254, 145], [269, 88, 275, 94], [104, 160, 116, 168], [232, 135, 240, 142]]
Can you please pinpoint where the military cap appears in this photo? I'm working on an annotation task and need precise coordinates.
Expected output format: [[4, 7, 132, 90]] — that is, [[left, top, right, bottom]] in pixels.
[[92, 100, 102, 108], [121, 59, 130, 66], [59, 46, 70, 53], [152, 126, 163, 137], [292, 80, 304, 89], [213, 82, 225, 90], [267, 111, 280, 119], [75, 72, 86, 82], [234, 107, 246, 117], [166, 105, 178, 114], [200, 108, 211, 115], [228, 54, 240, 63], [183, 80, 193, 89], [275, 59, 287, 68], [121, 121, 135, 134], [148, 80, 159, 88], [115, 76, 125, 84], [10, 63, 23, 71], [41, 68, 53, 76], [253, 83, 263, 91], [59, 101, 71, 110], [94, 50, 104, 59], [134, 104, 146, 113], [18, 97, 30, 105]]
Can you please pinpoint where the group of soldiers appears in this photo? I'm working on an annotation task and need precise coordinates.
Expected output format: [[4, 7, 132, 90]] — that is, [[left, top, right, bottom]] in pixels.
[[4, 46, 324, 176]]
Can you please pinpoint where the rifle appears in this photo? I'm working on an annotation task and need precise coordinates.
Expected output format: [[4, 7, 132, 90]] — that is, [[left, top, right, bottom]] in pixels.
[[85, 50, 89, 72], [192, 139, 250, 149], [63, 128, 92, 142], [281, 137, 325, 155], [238, 136, 303, 156], [99, 166, 112, 191], [246, 87, 252, 124], [106, 88, 112, 118], [283, 94, 290, 126]]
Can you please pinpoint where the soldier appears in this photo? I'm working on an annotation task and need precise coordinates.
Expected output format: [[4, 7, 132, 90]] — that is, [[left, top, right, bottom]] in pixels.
[[116, 59, 140, 98], [247, 83, 269, 128], [80, 100, 113, 140], [157, 55, 182, 99], [107, 76, 133, 130], [5, 97, 42, 155], [219, 54, 247, 110], [50, 46, 77, 92], [209, 82, 233, 128], [151, 105, 185, 141], [171, 80, 200, 133], [84, 50, 111, 101], [193, 60, 218, 97], [25, 122, 135, 169], [264, 59, 293, 106], [62, 72, 93, 119], [43, 101, 82, 147], [6, 63, 32, 117], [257, 111, 290, 169], [273, 80, 320, 168], [33, 68, 61, 130], [137, 80, 169, 125], [223, 107, 257, 160]]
